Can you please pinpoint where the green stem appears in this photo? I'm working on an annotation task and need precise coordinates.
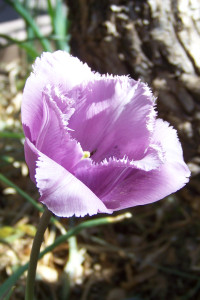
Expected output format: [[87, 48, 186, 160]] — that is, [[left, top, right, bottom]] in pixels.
[[0, 212, 132, 299], [25, 208, 52, 300], [68, 217, 77, 271], [0, 173, 62, 227]]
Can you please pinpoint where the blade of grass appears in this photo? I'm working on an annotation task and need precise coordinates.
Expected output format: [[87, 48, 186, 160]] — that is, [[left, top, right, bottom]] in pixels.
[[0, 155, 14, 164], [47, 0, 54, 26], [47, 0, 70, 51], [0, 172, 67, 237], [0, 34, 39, 60], [23, 0, 36, 61], [0, 130, 25, 139], [53, 0, 67, 50], [0, 173, 43, 213], [5, 0, 52, 52], [0, 212, 131, 298], [3, 286, 15, 300]]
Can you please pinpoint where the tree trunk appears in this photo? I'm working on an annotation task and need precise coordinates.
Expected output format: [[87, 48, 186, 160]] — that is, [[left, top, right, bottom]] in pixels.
[[66, 0, 200, 168], [65, 1, 200, 297]]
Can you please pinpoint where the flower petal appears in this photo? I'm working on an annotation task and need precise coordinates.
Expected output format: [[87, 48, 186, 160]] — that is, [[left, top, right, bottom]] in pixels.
[[34, 86, 83, 172], [24, 138, 38, 183], [100, 120, 190, 210], [25, 139, 111, 217], [69, 76, 156, 162], [37, 154, 112, 217], [74, 142, 164, 202], [21, 51, 94, 142]]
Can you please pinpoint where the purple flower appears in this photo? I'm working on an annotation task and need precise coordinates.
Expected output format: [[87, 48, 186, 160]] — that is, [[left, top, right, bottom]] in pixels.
[[21, 51, 190, 217]]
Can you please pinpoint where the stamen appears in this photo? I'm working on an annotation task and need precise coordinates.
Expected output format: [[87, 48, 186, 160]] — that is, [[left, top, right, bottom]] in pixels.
[[82, 151, 90, 159]]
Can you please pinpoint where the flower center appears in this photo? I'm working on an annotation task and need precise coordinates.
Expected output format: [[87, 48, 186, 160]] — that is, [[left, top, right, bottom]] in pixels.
[[82, 151, 90, 159]]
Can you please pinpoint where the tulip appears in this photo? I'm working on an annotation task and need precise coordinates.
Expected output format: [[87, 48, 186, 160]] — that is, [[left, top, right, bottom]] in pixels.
[[22, 51, 190, 217]]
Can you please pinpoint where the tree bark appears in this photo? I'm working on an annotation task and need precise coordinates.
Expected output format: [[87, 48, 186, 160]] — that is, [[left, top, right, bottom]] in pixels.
[[66, 0, 200, 168], [65, 2, 200, 298]]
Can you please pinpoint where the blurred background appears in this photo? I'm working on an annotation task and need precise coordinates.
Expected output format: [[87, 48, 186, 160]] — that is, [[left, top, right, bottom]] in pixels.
[[0, 0, 200, 299]]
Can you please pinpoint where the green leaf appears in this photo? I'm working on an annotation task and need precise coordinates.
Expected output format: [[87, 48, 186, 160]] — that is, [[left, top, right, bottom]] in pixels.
[[0, 228, 23, 243], [47, 0, 54, 26], [17, 224, 36, 237], [0, 155, 14, 164], [51, 0, 70, 51], [0, 213, 131, 298], [0, 224, 36, 242], [0, 130, 24, 139], [0, 34, 39, 60], [0, 226, 16, 239], [0, 173, 43, 213], [0, 173, 62, 227], [5, 0, 52, 52], [2, 286, 15, 300]]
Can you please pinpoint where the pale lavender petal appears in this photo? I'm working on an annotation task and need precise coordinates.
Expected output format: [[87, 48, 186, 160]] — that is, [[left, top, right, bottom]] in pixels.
[[24, 138, 39, 183], [25, 138, 111, 217], [75, 161, 129, 200], [69, 77, 156, 162], [74, 142, 164, 201], [36, 152, 112, 217], [100, 120, 190, 210], [21, 51, 94, 142], [35, 86, 83, 171]]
